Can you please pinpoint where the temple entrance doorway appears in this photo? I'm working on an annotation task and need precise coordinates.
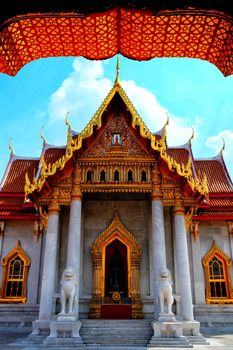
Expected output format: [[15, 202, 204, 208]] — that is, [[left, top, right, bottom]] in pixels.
[[89, 212, 143, 319], [105, 239, 128, 299], [102, 239, 130, 319]]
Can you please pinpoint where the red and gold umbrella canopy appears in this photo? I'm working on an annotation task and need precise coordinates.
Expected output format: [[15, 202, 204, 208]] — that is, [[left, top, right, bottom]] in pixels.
[[0, 2, 232, 76]]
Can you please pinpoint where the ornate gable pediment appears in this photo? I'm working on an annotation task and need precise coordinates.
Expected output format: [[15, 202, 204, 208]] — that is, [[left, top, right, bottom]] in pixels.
[[83, 111, 150, 158]]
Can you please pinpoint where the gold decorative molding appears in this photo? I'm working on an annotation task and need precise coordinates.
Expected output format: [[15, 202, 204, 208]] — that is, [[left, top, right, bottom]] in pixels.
[[90, 211, 143, 319], [0, 241, 30, 303], [34, 220, 43, 240], [173, 200, 185, 215], [151, 163, 162, 200], [71, 164, 82, 200], [185, 206, 197, 232], [48, 199, 60, 214], [190, 220, 199, 241], [38, 206, 48, 230], [48, 187, 60, 214]]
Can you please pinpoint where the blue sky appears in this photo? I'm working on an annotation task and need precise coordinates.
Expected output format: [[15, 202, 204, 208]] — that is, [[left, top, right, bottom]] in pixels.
[[0, 55, 233, 182]]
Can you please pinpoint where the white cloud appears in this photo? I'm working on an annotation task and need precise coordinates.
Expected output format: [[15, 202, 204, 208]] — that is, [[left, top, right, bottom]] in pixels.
[[48, 58, 112, 129], [121, 80, 168, 131], [166, 116, 202, 146], [47, 58, 203, 150]]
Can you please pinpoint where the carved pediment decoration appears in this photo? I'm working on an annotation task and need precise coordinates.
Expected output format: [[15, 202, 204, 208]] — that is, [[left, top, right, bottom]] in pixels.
[[84, 112, 149, 158]]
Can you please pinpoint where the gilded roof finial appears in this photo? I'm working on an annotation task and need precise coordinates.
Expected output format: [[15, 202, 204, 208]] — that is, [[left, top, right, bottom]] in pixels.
[[165, 112, 169, 127], [40, 127, 46, 145], [190, 127, 195, 143], [115, 55, 120, 84], [8, 137, 14, 155], [65, 111, 71, 130], [220, 137, 225, 155]]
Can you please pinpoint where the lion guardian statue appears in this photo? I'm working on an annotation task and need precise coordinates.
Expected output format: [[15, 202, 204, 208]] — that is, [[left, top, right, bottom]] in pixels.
[[157, 267, 174, 315], [59, 267, 77, 314]]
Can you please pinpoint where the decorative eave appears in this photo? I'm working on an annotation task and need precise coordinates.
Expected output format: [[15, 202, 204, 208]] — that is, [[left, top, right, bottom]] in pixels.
[[24, 80, 208, 200], [1, 5, 233, 77]]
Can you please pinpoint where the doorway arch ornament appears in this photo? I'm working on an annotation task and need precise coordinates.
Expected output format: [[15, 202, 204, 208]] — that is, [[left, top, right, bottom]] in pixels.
[[89, 211, 143, 319]]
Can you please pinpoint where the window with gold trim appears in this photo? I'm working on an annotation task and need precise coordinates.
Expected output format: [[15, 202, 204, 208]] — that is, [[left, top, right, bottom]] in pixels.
[[0, 241, 30, 303], [202, 241, 233, 304]]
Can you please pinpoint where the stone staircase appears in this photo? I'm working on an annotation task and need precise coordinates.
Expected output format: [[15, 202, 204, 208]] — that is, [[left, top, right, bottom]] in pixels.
[[80, 319, 153, 347]]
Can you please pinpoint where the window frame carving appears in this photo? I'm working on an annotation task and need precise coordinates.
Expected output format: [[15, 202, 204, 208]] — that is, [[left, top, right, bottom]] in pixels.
[[0, 241, 30, 303], [202, 241, 233, 304]]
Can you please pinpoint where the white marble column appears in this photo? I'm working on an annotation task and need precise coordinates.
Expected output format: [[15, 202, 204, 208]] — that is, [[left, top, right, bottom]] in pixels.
[[190, 221, 205, 305], [39, 190, 60, 320], [66, 164, 82, 316], [151, 164, 166, 318], [67, 199, 82, 315], [173, 201, 194, 321], [152, 200, 167, 283]]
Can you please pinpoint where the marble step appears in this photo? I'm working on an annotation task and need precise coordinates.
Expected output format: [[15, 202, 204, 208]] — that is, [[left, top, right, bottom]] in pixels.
[[80, 320, 153, 346]]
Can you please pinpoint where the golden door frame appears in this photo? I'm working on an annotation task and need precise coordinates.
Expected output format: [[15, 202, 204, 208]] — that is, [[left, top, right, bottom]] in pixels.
[[89, 212, 143, 319]]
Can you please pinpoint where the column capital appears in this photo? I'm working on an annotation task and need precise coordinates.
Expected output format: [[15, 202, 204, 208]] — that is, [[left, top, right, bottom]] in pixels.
[[48, 199, 60, 214], [151, 163, 162, 200], [173, 200, 185, 215], [71, 163, 82, 200], [151, 185, 162, 200], [48, 187, 60, 214]]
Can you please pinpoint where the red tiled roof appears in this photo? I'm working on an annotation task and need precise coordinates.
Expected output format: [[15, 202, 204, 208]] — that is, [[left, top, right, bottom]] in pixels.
[[167, 148, 190, 167], [1, 158, 39, 193], [0, 197, 24, 207], [195, 210, 233, 217], [195, 159, 233, 193], [208, 197, 233, 207], [43, 147, 66, 165]]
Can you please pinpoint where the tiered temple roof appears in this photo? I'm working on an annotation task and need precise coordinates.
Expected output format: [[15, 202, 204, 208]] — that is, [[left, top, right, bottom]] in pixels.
[[0, 77, 232, 221]]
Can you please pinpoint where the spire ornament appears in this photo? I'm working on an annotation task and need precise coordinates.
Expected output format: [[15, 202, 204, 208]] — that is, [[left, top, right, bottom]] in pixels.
[[220, 137, 225, 155], [65, 111, 71, 130], [8, 138, 14, 155], [115, 55, 120, 84], [40, 127, 46, 145]]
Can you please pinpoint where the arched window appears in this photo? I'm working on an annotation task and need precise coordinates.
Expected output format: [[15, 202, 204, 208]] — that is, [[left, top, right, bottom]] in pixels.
[[87, 170, 93, 183], [202, 241, 233, 303], [100, 170, 106, 183], [208, 256, 227, 298], [141, 170, 147, 182], [0, 241, 30, 303], [128, 170, 133, 182], [114, 170, 119, 182]]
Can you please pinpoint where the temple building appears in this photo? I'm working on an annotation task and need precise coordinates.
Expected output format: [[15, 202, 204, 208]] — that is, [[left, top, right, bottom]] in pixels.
[[0, 68, 233, 345]]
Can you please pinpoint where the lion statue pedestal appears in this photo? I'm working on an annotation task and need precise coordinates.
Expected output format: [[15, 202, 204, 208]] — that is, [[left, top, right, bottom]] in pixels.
[[45, 267, 83, 346], [148, 268, 191, 348]]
